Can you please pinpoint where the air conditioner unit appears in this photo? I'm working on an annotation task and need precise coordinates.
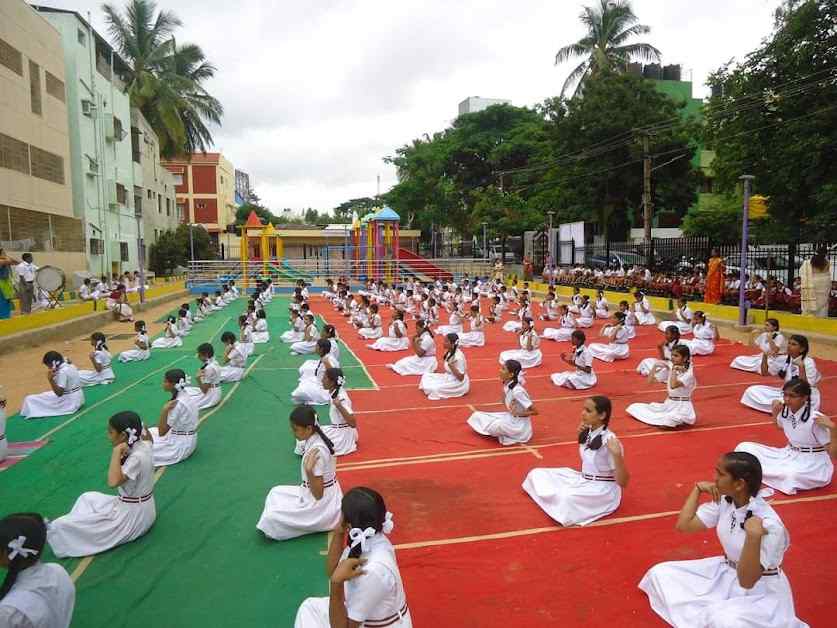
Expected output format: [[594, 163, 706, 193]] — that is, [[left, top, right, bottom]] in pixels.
[[81, 99, 94, 117], [106, 179, 118, 208], [85, 154, 99, 176]]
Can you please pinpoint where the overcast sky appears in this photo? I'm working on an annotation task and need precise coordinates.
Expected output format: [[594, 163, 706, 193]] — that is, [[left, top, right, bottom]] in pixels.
[[36, 0, 778, 215]]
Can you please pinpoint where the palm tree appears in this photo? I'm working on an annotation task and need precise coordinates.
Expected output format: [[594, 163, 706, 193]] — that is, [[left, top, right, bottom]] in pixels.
[[102, 0, 223, 156], [555, 0, 661, 98]]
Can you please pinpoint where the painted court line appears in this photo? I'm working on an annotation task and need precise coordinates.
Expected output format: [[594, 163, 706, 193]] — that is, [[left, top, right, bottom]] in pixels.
[[391, 493, 837, 551], [39, 356, 190, 441], [318, 315, 380, 391]]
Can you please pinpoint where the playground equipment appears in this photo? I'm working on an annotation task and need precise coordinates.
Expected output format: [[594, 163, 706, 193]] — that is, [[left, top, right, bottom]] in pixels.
[[352, 206, 400, 282]]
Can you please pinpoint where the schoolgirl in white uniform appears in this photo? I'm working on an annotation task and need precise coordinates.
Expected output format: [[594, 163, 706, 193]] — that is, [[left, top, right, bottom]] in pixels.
[[176, 308, 191, 337], [627, 345, 697, 428], [185, 343, 222, 410], [351, 297, 371, 329], [568, 288, 583, 315], [419, 333, 470, 400], [0, 513, 75, 628], [730, 318, 787, 375], [78, 333, 115, 387], [588, 312, 631, 363], [658, 297, 693, 335], [295, 368, 358, 457], [290, 315, 319, 355], [147, 369, 200, 467], [637, 325, 682, 382], [633, 291, 656, 325], [458, 304, 486, 347], [736, 378, 835, 495], [219, 331, 247, 383], [282, 311, 307, 344], [487, 296, 502, 323], [468, 360, 537, 445], [368, 310, 409, 352], [358, 304, 384, 340], [551, 330, 597, 390], [119, 320, 151, 362], [47, 411, 156, 557], [292, 340, 339, 406], [741, 334, 821, 413], [539, 293, 559, 321], [542, 305, 576, 342], [682, 311, 718, 356], [300, 326, 340, 378], [499, 318, 542, 369], [639, 451, 808, 628], [294, 487, 412, 628], [151, 316, 183, 349], [436, 302, 465, 335], [576, 297, 594, 328], [252, 310, 270, 344], [387, 321, 438, 376], [257, 406, 343, 541], [523, 395, 628, 526], [238, 315, 255, 359], [595, 290, 610, 319], [602, 302, 633, 338], [502, 299, 532, 333], [20, 352, 84, 419]]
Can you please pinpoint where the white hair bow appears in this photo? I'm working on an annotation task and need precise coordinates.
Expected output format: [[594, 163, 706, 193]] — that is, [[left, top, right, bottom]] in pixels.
[[175, 375, 191, 391], [51, 360, 61, 370], [95, 339, 105, 350], [348, 526, 376, 553], [336, 375, 346, 387], [382, 511, 395, 535], [8, 535, 38, 561], [125, 427, 139, 446]]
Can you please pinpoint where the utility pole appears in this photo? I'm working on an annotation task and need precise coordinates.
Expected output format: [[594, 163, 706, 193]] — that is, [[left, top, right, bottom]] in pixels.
[[642, 132, 653, 243], [738, 175, 755, 327]]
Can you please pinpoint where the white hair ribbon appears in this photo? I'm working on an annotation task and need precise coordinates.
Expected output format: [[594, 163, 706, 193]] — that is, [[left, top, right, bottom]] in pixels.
[[7, 536, 38, 561], [382, 511, 395, 535], [95, 339, 105, 350], [175, 375, 191, 392], [336, 375, 346, 387], [348, 527, 376, 553], [51, 360, 61, 370], [125, 427, 139, 446]]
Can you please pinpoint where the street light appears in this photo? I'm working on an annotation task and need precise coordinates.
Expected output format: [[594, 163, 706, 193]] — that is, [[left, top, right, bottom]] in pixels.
[[547, 211, 555, 262], [481, 222, 488, 261]]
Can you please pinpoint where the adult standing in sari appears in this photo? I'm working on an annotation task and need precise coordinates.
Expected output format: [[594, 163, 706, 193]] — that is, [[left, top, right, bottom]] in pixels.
[[0, 248, 19, 319], [704, 249, 725, 304], [800, 248, 831, 318]]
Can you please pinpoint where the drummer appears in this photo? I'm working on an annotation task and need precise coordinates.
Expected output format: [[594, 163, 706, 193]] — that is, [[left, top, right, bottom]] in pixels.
[[14, 252, 38, 314]]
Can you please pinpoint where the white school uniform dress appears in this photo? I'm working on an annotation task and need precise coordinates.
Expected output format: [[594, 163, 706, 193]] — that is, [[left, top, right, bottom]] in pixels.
[[634, 298, 656, 325], [595, 297, 610, 319], [388, 334, 438, 375], [291, 324, 320, 355], [257, 433, 343, 540], [151, 323, 183, 349], [658, 305, 693, 335], [419, 350, 470, 400], [0, 562, 75, 628], [281, 317, 307, 343], [252, 318, 270, 343], [499, 330, 543, 369], [639, 495, 808, 628], [219, 344, 247, 383], [623, 312, 638, 339], [502, 305, 531, 333], [147, 391, 200, 466], [186, 359, 223, 409], [291, 359, 335, 406], [295, 388, 358, 456], [522, 426, 622, 526], [459, 315, 485, 347], [467, 381, 534, 445], [47, 441, 156, 558], [20, 363, 84, 419], [540, 300, 559, 321], [741, 356, 821, 414], [436, 310, 464, 335], [683, 321, 715, 356], [736, 406, 834, 495], [627, 366, 697, 428], [588, 326, 630, 363], [78, 350, 115, 386], [0, 404, 7, 463], [369, 320, 409, 351], [730, 332, 788, 375], [576, 304, 594, 328], [551, 345, 597, 389], [79, 284, 99, 302], [119, 333, 151, 362], [294, 532, 412, 628], [239, 326, 255, 358], [542, 314, 576, 342], [568, 294, 582, 315], [359, 313, 384, 340], [637, 340, 682, 382]]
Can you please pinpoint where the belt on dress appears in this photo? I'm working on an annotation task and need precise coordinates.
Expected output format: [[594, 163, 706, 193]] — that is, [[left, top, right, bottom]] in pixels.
[[668, 396, 691, 401], [724, 557, 779, 576], [790, 444, 826, 453], [119, 492, 153, 504], [302, 478, 336, 489], [582, 473, 615, 482], [171, 429, 197, 436], [0, 433, 5, 441], [67, 387, 81, 394], [363, 602, 410, 627], [332, 423, 354, 429]]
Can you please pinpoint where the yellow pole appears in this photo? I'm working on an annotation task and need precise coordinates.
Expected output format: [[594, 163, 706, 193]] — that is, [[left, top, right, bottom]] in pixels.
[[261, 231, 269, 276], [240, 226, 249, 290]]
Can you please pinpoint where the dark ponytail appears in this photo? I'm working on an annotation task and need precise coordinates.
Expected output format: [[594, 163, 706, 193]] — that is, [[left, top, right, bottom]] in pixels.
[[578, 395, 612, 450], [108, 411, 144, 463], [505, 359, 522, 390], [672, 344, 691, 371], [164, 368, 188, 401], [92, 331, 108, 351], [780, 378, 812, 425], [722, 451, 763, 498], [326, 367, 344, 400], [443, 333, 459, 362], [0, 513, 47, 600], [290, 405, 334, 454], [341, 487, 388, 559]]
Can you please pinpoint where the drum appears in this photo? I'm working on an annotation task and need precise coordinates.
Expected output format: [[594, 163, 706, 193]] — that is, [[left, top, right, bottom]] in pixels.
[[35, 265, 65, 292]]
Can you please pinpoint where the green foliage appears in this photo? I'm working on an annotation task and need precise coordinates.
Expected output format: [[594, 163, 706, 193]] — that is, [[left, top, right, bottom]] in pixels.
[[704, 0, 837, 240], [235, 203, 274, 226], [149, 224, 216, 274], [680, 194, 742, 241], [332, 197, 378, 223]]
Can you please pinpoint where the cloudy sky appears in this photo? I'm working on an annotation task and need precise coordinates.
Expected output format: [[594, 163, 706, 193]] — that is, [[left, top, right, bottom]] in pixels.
[[37, 0, 778, 215]]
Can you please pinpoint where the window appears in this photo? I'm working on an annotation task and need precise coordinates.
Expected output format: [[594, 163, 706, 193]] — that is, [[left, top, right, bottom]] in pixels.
[[89, 238, 104, 255], [166, 198, 171, 216], [113, 116, 123, 140], [29, 146, 64, 184], [147, 189, 152, 199], [45, 72, 65, 103], [220, 176, 224, 184], [196, 201, 206, 209], [173, 173, 183, 185], [77, 29, 86, 46], [119, 242, 129, 262], [116, 183, 127, 205], [158, 196, 162, 213], [131, 127, 141, 163], [29, 61, 41, 115], [0, 37, 23, 76], [0, 132, 30, 175]]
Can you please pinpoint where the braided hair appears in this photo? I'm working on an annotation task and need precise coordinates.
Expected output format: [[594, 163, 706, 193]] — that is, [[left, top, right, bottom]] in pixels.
[[577, 395, 612, 450], [780, 334, 810, 378], [664, 325, 681, 348], [342, 487, 388, 559], [780, 378, 812, 426], [108, 411, 144, 463], [322, 324, 337, 339], [41, 350, 64, 370], [671, 344, 691, 371], [443, 333, 459, 362], [722, 451, 763, 524], [165, 368, 188, 401], [417, 319, 434, 338], [135, 320, 147, 334], [325, 367, 345, 400], [91, 331, 108, 351], [0, 513, 47, 600], [290, 405, 334, 454], [504, 359, 522, 389]]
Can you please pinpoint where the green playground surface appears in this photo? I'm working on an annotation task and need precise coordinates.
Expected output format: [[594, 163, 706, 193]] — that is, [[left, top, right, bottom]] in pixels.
[[1, 296, 372, 627]]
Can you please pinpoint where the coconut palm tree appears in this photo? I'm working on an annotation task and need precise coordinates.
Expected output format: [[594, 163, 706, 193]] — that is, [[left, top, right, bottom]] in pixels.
[[555, 0, 661, 98], [102, 0, 223, 156]]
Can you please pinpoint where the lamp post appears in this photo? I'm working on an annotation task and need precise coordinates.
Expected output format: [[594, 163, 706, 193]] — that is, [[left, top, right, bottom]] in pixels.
[[189, 223, 195, 262], [134, 204, 145, 304], [547, 210, 555, 263], [738, 175, 754, 327], [481, 222, 488, 261]]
